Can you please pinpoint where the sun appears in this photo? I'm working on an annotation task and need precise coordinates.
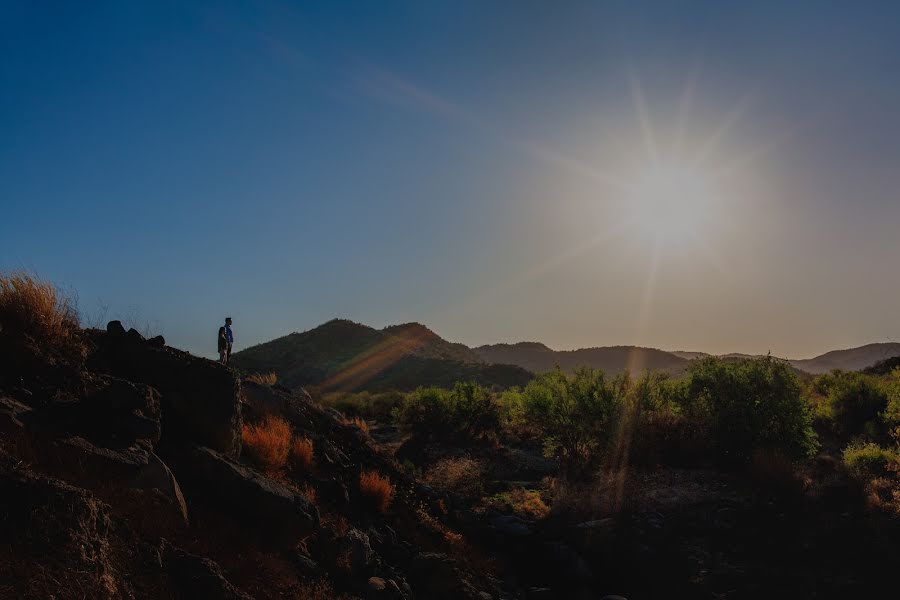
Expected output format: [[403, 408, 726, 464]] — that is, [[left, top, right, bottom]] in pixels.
[[624, 164, 716, 244]]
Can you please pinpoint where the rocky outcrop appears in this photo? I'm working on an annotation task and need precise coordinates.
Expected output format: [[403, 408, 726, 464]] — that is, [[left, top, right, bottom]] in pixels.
[[180, 446, 319, 546], [0, 454, 126, 598], [164, 543, 252, 600], [90, 323, 242, 457]]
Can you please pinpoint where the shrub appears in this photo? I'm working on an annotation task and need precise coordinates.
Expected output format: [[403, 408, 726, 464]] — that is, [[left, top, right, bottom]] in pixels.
[[242, 415, 292, 472], [423, 457, 484, 500], [394, 382, 499, 443], [0, 271, 84, 374], [816, 370, 888, 438], [290, 436, 314, 471], [486, 488, 550, 520], [359, 470, 395, 513], [843, 442, 899, 476], [246, 371, 277, 386], [520, 368, 627, 476], [324, 390, 405, 421], [683, 357, 818, 464]]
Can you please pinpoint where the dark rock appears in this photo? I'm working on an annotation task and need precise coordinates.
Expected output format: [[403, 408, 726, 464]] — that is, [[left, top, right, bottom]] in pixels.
[[489, 514, 533, 538], [126, 328, 145, 343], [148, 335, 166, 348], [292, 551, 322, 576], [90, 335, 242, 457], [181, 446, 318, 546], [25, 375, 161, 447], [526, 588, 553, 600], [107, 320, 126, 336], [241, 380, 286, 420], [0, 457, 127, 596], [0, 396, 30, 435], [165, 544, 251, 600], [340, 528, 374, 576], [317, 476, 350, 507], [409, 552, 486, 600], [40, 437, 188, 526]]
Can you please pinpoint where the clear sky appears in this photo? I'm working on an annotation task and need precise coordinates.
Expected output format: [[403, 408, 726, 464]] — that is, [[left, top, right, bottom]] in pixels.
[[3, 1, 900, 360]]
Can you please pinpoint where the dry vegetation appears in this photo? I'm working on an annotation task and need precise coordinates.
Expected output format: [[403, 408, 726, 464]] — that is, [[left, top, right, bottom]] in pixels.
[[242, 415, 292, 472], [359, 470, 395, 513], [423, 457, 484, 500], [344, 416, 370, 434], [290, 437, 314, 472], [0, 270, 84, 367], [246, 371, 277, 386]]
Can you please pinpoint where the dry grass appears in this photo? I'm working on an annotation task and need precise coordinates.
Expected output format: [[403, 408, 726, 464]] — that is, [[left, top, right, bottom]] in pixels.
[[0, 270, 84, 367], [290, 437, 314, 471], [242, 415, 292, 472], [298, 483, 317, 505], [344, 415, 370, 434], [423, 457, 484, 500], [486, 487, 550, 520], [359, 470, 395, 513], [246, 371, 277, 386], [750, 449, 810, 497]]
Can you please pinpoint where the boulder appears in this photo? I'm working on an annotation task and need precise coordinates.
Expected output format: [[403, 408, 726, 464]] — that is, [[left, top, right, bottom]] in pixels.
[[181, 446, 318, 545], [0, 457, 126, 597], [25, 375, 161, 447], [165, 544, 251, 600], [106, 320, 127, 336], [241, 380, 287, 420], [41, 437, 188, 527], [92, 327, 242, 457], [409, 552, 487, 600]]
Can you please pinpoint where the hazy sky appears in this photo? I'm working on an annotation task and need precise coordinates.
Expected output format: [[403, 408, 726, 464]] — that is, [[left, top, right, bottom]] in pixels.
[[3, 1, 900, 359]]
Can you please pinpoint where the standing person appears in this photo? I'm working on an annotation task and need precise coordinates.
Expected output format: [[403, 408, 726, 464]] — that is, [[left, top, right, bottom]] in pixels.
[[218, 325, 228, 365], [224, 317, 234, 365]]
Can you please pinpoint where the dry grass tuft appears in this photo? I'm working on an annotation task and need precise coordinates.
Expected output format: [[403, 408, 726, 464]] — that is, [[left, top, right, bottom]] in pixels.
[[246, 371, 277, 386], [290, 437, 314, 471], [359, 470, 395, 513], [0, 270, 84, 368], [344, 415, 370, 434], [242, 415, 292, 472], [487, 487, 550, 520], [423, 457, 484, 500]]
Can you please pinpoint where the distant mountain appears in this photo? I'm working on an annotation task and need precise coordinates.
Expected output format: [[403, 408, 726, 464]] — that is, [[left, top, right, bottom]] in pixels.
[[669, 351, 711, 360], [230, 319, 531, 392], [474, 342, 690, 375], [788, 343, 900, 374], [233, 319, 900, 390]]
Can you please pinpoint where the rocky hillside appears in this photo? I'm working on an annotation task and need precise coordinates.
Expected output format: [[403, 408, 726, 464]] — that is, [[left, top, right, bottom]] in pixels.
[[231, 320, 531, 392], [474, 342, 690, 376], [0, 321, 518, 599]]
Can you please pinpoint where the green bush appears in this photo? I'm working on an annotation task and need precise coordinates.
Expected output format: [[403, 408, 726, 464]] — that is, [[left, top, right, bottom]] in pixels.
[[323, 390, 405, 421], [683, 357, 818, 464], [519, 368, 628, 476], [393, 381, 499, 442], [843, 442, 898, 476], [815, 370, 888, 438]]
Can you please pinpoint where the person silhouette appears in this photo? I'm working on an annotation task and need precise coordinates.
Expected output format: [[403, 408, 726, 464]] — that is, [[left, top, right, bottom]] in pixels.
[[222, 317, 234, 365]]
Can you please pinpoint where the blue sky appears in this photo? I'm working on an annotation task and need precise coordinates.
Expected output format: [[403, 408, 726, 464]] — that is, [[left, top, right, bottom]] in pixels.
[[3, 1, 900, 359]]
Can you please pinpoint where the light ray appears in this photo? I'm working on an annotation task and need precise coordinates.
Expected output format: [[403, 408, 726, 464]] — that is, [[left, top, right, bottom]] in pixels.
[[629, 72, 661, 166]]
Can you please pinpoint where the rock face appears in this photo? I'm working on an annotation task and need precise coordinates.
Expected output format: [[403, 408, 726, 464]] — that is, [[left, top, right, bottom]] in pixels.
[[0, 455, 125, 598], [182, 446, 319, 546], [165, 544, 252, 600], [90, 324, 242, 457]]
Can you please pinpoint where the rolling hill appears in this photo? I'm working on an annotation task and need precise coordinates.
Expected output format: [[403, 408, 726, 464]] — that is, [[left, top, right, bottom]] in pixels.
[[230, 319, 531, 392], [788, 342, 900, 374], [474, 342, 691, 375], [233, 319, 900, 391]]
